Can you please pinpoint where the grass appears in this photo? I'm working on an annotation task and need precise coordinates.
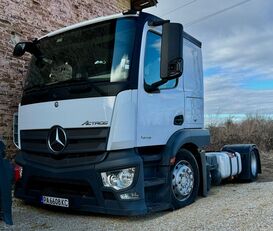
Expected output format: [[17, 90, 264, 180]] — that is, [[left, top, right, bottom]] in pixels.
[[207, 115, 273, 152]]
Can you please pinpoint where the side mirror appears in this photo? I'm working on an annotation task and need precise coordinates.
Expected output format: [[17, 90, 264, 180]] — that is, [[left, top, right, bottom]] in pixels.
[[13, 42, 28, 57], [160, 22, 183, 80], [13, 41, 42, 58]]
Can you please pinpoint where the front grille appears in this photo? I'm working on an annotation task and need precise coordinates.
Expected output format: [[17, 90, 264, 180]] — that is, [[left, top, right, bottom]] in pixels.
[[23, 151, 107, 167], [21, 127, 109, 155]]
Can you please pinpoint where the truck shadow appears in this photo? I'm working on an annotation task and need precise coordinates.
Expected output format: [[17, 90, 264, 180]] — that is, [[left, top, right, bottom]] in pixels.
[[18, 199, 170, 221]]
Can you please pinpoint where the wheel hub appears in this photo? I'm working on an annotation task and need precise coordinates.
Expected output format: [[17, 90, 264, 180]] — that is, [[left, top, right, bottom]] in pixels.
[[172, 160, 194, 201]]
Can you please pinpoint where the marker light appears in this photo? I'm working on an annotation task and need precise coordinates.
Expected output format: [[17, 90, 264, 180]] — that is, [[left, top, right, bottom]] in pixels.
[[14, 164, 23, 183], [120, 192, 140, 200]]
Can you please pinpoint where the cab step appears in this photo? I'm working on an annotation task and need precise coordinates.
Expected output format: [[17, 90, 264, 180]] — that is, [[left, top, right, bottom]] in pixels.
[[141, 154, 162, 162], [144, 177, 166, 187]]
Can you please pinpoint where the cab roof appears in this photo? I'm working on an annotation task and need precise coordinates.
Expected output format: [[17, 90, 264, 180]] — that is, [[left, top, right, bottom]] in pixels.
[[40, 13, 138, 40]]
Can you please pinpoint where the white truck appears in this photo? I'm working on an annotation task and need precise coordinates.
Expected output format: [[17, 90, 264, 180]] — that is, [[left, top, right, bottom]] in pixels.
[[12, 0, 261, 215]]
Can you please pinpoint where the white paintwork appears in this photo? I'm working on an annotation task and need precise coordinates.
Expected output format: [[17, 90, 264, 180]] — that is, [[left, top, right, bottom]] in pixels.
[[136, 22, 204, 147], [183, 39, 204, 128], [184, 96, 203, 128], [206, 152, 242, 179], [136, 23, 185, 147], [17, 15, 205, 151], [18, 97, 115, 130], [107, 90, 137, 150], [40, 13, 138, 39]]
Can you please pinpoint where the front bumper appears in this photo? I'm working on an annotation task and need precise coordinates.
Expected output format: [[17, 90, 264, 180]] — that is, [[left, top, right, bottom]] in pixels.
[[15, 149, 147, 215]]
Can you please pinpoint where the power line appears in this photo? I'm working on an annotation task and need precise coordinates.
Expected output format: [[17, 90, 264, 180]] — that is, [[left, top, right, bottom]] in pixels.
[[161, 0, 197, 17], [185, 0, 253, 27]]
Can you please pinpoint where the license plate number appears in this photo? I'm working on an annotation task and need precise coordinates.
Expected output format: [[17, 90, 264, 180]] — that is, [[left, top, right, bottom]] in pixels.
[[41, 196, 69, 208]]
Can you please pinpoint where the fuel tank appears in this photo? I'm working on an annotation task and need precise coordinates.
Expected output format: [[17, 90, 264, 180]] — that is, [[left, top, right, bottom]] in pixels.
[[206, 151, 242, 179]]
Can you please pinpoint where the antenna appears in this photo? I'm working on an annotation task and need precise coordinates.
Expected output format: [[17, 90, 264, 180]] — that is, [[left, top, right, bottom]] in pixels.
[[130, 0, 158, 11]]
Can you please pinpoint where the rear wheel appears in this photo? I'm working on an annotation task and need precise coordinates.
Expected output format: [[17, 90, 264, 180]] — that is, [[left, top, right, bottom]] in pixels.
[[171, 149, 200, 209], [249, 150, 258, 181]]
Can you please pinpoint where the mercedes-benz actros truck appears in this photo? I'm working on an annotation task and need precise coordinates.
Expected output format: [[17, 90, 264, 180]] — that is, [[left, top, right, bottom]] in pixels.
[[12, 0, 261, 215]]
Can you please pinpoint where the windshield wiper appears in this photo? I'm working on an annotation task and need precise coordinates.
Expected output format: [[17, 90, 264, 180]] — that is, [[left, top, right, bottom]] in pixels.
[[47, 78, 87, 86], [49, 78, 107, 96], [24, 79, 107, 96], [24, 84, 48, 93]]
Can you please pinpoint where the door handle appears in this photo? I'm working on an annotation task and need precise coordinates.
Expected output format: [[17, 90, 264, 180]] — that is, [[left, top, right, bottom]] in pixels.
[[174, 115, 184, 125]]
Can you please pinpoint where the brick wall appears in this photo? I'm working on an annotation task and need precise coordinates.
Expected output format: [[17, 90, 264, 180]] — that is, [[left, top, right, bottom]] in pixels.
[[0, 0, 130, 158]]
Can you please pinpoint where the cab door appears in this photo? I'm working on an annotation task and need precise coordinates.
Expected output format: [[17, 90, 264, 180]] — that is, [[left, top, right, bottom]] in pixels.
[[136, 23, 185, 147]]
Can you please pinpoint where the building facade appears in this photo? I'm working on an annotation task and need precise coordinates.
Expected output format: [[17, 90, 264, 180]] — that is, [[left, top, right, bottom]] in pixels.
[[0, 0, 130, 157]]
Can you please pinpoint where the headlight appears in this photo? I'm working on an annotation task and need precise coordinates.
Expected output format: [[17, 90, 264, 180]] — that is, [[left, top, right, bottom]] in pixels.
[[101, 167, 135, 190]]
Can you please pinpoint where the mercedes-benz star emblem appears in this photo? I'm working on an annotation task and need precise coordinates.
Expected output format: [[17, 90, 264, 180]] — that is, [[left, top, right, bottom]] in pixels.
[[47, 126, 67, 154]]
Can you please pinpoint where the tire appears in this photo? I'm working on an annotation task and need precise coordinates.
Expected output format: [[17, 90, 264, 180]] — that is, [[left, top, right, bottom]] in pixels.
[[171, 149, 200, 209], [249, 150, 258, 181]]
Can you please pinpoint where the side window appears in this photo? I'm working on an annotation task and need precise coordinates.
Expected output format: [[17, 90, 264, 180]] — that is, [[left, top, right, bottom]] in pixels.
[[144, 31, 176, 91]]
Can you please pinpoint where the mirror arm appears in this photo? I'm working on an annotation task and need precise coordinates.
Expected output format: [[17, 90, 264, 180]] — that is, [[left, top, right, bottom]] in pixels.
[[145, 79, 168, 93], [26, 40, 43, 59]]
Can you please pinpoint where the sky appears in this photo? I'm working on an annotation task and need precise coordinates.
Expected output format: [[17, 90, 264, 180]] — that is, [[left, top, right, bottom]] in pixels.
[[145, 0, 273, 118]]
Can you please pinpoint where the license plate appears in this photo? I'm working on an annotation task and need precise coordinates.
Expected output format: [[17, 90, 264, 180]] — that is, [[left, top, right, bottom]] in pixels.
[[41, 196, 69, 208]]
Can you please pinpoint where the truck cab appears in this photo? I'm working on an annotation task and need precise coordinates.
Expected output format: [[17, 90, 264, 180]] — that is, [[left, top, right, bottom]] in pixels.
[[13, 10, 211, 215]]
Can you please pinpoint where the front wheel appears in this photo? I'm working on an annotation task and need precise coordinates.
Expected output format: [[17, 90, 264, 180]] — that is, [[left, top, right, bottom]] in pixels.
[[171, 149, 200, 209]]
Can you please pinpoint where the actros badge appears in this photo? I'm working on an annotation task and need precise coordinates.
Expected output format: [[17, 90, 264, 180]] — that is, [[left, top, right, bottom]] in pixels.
[[82, 121, 108, 126]]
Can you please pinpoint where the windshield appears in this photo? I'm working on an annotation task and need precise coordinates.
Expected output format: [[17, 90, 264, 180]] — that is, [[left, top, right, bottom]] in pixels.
[[24, 18, 136, 90]]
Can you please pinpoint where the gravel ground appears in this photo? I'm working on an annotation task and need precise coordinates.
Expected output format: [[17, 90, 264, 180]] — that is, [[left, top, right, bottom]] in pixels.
[[1, 152, 272, 231], [1, 180, 273, 231]]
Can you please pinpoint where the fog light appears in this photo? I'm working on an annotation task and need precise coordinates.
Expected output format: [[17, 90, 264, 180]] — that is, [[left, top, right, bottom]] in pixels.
[[101, 167, 135, 190], [14, 164, 23, 183], [120, 192, 140, 200]]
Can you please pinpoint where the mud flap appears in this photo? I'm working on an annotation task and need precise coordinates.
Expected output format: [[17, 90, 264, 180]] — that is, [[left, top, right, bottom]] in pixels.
[[200, 151, 209, 197]]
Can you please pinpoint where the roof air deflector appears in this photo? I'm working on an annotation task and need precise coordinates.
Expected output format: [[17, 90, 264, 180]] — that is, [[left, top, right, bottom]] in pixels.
[[130, 0, 158, 11]]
